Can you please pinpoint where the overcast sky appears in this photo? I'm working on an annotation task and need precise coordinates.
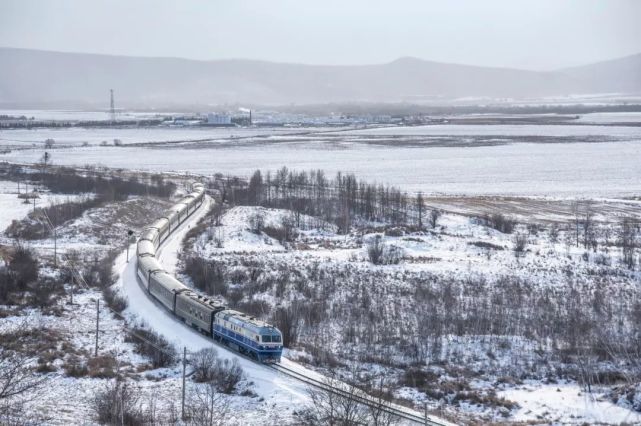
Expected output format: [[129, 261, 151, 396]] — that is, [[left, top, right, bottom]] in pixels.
[[1, 0, 640, 70]]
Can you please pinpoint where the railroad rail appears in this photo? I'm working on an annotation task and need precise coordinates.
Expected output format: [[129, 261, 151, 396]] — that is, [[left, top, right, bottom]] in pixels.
[[134, 191, 452, 426], [269, 363, 450, 425]]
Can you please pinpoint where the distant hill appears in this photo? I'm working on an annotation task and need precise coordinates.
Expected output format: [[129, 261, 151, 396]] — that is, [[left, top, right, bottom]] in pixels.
[[0, 47, 639, 108]]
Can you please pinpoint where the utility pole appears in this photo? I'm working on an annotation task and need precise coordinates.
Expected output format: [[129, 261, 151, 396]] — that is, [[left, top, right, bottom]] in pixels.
[[53, 226, 57, 268], [95, 299, 100, 356], [126, 229, 134, 262], [69, 273, 73, 305], [181, 346, 187, 420], [110, 89, 116, 123]]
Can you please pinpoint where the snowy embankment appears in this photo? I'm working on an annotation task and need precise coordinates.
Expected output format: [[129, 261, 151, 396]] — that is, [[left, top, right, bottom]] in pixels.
[[0, 179, 89, 232], [114, 196, 312, 421], [499, 382, 640, 425]]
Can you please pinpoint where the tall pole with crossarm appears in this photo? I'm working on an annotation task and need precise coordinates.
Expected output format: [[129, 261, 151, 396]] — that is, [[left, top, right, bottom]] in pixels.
[[110, 89, 116, 123]]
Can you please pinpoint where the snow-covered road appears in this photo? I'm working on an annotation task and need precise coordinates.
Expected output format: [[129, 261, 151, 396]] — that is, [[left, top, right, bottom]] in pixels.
[[113, 196, 310, 411]]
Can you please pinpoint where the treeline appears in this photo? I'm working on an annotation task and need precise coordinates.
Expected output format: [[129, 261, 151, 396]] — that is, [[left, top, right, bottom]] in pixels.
[[3, 166, 176, 239], [0, 119, 164, 130], [182, 252, 641, 385], [28, 166, 175, 201], [221, 168, 424, 232]]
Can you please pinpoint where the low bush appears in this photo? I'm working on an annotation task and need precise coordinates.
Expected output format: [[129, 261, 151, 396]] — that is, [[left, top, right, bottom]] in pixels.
[[93, 379, 144, 425], [125, 325, 177, 369], [468, 241, 505, 251], [481, 213, 516, 234], [102, 287, 128, 313], [190, 348, 245, 394]]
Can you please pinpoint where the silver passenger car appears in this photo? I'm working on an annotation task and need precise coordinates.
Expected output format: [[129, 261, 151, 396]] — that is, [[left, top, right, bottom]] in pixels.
[[148, 272, 185, 311], [175, 290, 225, 333]]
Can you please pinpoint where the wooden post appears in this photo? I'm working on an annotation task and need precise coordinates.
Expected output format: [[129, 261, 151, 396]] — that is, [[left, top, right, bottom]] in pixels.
[[53, 226, 57, 268], [69, 273, 73, 305], [181, 346, 187, 420], [95, 299, 100, 356]]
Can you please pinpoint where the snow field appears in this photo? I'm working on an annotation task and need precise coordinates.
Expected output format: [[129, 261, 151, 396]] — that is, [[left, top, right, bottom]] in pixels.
[[3, 136, 640, 197]]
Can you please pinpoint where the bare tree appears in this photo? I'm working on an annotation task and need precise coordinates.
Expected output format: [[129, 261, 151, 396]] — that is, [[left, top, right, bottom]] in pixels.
[[191, 348, 219, 383], [92, 379, 144, 425], [513, 233, 528, 257], [620, 217, 639, 269], [0, 345, 48, 418], [185, 382, 231, 426], [416, 192, 424, 229], [581, 201, 594, 250], [429, 209, 441, 229], [367, 235, 385, 265], [300, 373, 369, 425], [272, 306, 299, 347], [249, 212, 265, 234], [367, 379, 401, 426]]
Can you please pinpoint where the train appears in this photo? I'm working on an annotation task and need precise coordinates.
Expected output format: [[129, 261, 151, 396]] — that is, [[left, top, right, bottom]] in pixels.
[[135, 182, 283, 363]]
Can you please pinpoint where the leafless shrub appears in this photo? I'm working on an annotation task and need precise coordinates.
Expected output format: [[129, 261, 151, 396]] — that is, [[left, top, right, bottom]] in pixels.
[[191, 348, 219, 383], [92, 379, 144, 425], [124, 324, 177, 368], [482, 213, 516, 234], [271, 306, 299, 347], [190, 348, 245, 394], [248, 212, 265, 234], [367, 235, 385, 264], [182, 256, 226, 297], [0, 328, 48, 418], [185, 382, 232, 426], [102, 287, 128, 313], [468, 241, 504, 251], [298, 374, 369, 425], [513, 233, 528, 257], [367, 235, 403, 265], [429, 209, 441, 228]]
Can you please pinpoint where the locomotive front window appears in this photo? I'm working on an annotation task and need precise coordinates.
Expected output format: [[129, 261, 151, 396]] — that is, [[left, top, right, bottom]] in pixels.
[[261, 335, 271, 342], [272, 335, 282, 343]]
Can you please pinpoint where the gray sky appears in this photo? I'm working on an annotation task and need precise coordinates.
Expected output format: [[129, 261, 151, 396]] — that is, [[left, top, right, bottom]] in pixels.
[[1, 0, 640, 70]]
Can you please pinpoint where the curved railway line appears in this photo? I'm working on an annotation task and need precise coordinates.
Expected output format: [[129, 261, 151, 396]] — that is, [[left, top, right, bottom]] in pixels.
[[134, 184, 451, 426]]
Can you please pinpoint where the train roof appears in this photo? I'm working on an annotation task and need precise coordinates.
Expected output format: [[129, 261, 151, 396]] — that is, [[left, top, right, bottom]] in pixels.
[[152, 272, 187, 292], [136, 240, 156, 256], [149, 217, 169, 230], [137, 255, 163, 273], [140, 228, 158, 242], [217, 310, 281, 335], [178, 290, 225, 311]]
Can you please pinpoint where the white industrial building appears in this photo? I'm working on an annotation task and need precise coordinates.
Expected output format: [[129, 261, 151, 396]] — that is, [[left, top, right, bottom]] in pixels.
[[206, 113, 232, 126]]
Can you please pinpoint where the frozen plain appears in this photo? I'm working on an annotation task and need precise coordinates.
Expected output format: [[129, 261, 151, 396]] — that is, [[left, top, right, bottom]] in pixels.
[[2, 132, 640, 197]]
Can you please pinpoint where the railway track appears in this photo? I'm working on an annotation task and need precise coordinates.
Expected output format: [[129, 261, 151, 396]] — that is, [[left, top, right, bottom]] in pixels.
[[269, 363, 450, 425], [133, 191, 452, 426]]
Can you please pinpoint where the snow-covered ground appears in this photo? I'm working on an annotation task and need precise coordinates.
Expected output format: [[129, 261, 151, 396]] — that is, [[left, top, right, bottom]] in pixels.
[[2, 138, 640, 197], [499, 382, 641, 424], [338, 123, 641, 137], [575, 112, 641, 124], [0, 126, 326, 148], [183, 205, 641, 424], [0, 179, 88, 232]]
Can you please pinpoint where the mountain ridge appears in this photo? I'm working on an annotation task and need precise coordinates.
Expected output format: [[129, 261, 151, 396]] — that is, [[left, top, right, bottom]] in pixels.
[[1, 47, 639, 107]]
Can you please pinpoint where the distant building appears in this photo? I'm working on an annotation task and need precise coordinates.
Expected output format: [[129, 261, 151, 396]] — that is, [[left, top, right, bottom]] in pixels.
[[206, 113, 233, 126]]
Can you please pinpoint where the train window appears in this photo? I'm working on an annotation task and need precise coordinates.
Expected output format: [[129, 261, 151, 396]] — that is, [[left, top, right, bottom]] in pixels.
[[272, 335, 281, 342], [262, 335, 271, 343]]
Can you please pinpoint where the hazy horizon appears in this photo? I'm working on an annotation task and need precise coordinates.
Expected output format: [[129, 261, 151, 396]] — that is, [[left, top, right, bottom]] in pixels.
[[1, 45, 640, 72], [2, 0, 641, 71]]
